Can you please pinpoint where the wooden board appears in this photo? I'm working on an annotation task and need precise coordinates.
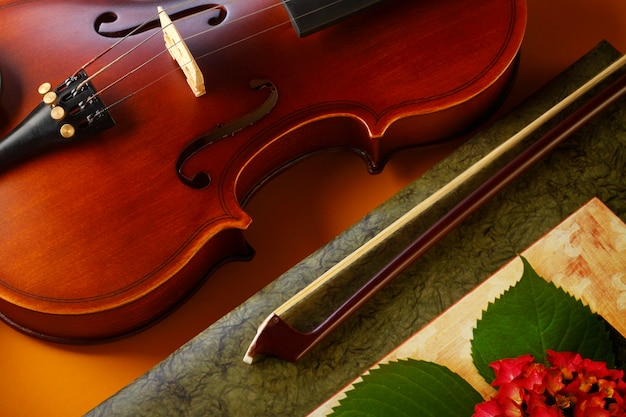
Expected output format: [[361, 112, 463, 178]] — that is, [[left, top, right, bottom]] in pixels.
[[313, 197, 626, 415]]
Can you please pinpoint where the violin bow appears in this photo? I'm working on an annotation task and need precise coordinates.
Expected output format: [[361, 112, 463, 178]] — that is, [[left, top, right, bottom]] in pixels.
[[244, 54, 626, 364]]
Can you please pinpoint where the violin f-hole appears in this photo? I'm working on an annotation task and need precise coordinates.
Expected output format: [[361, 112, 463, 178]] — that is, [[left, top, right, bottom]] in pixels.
[[95, 4, 227, 38], [176, 79, 278, 189]]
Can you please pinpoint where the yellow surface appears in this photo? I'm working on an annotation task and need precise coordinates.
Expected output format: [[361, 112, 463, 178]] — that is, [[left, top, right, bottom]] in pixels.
[[1, 1, 625, 416]]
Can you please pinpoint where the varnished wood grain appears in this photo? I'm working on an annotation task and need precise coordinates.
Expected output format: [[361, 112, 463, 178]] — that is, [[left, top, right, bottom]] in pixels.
[[0, 0, 524, 341]]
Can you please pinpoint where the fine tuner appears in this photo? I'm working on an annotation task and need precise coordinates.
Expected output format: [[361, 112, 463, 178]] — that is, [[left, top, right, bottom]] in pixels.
[[37, 82, 73, 137]]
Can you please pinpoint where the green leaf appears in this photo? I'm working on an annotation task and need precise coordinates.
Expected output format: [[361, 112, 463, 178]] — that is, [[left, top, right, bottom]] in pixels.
[[330, 359, 482, 416], [471, 256, 615, 383]]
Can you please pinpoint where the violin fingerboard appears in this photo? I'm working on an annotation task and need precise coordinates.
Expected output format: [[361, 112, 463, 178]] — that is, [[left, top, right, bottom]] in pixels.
[[281, 0, 385, 37]]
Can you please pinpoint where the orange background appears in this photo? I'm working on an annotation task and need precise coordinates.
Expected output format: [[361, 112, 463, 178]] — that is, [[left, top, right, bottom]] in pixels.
[[1, 1, 625, 416]]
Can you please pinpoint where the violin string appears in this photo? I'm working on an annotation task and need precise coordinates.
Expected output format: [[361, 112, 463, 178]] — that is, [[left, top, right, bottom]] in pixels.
[[77, 27, 167, 91], [100, 17, 294, 112], [80, 0, 269, 98], [81, 0, 348, 109], [88, 0, 279, 104], [185, 0, 349, 58], [77, 0, 227, 74], [74, 10, 163, 76], [86, 1, 233, 97], [75, 1, 235, 90]]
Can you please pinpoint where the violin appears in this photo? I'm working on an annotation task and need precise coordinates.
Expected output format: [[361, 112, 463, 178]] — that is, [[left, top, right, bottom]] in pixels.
[[0, 0, 526, 342]]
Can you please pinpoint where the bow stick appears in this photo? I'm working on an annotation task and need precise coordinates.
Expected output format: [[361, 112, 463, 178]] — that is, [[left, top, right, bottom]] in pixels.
[[244, 54, 626, 364]]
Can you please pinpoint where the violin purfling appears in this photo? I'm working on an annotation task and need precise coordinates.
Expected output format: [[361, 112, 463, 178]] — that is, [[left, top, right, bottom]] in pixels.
[[0, 0, 526, 342]]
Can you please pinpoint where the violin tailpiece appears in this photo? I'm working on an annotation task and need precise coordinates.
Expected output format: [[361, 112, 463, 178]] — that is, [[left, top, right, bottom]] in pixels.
[[0, 70, 114, 173]]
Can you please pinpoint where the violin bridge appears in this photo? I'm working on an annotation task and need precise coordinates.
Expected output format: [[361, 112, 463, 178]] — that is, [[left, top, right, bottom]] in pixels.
[[158, 6, 206, 97]]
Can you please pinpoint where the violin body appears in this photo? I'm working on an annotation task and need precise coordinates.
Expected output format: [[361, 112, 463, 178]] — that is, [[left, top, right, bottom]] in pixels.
[[0, 0, 526, 341]]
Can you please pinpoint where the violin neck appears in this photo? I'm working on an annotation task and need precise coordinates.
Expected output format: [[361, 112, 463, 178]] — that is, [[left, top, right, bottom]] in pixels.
[[282, 0, 386, 37]]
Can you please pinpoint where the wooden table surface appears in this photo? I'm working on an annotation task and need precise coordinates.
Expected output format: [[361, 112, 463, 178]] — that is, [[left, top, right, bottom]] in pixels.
[[1, 1, 625, 416]]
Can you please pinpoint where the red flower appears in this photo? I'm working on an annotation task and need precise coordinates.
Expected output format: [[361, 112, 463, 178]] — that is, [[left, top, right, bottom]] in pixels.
[[490, 355, 535, 386], [473, 352, 626, 417], [547, 351, 582, 381]]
